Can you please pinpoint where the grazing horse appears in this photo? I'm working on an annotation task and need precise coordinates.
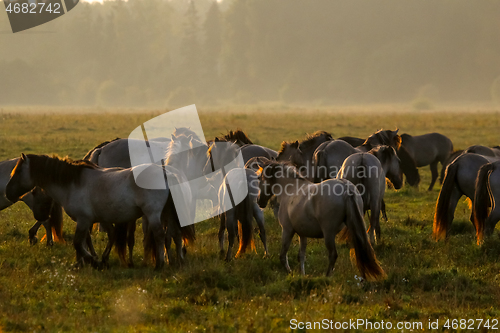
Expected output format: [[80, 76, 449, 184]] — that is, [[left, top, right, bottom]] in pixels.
[[433, 153, 499, 241], [256, 161, 385, 279], [1, 157, 63, 246], [6, 154, 192, 269], [473, 161, 500, 242], [277, 130, 333, 179], [400, 133, 454, 191], [465, 145, 500, 158], [337, 146, 403, 244]]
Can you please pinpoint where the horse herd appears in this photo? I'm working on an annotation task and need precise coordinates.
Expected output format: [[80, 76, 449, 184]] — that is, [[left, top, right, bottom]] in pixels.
[[1, 128, 499, 281]]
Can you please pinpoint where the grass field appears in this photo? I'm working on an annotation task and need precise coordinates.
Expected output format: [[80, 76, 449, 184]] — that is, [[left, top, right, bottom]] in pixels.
[[0, 106, 500, 332]]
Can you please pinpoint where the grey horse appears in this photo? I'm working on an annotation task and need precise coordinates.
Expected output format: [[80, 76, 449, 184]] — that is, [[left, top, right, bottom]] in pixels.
[[337, 146, 403, 244], [256, 160, 385, 279]]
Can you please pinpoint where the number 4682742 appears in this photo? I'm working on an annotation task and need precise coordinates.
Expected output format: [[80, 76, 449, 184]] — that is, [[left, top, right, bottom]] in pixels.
[[5, 2, 61, 14]]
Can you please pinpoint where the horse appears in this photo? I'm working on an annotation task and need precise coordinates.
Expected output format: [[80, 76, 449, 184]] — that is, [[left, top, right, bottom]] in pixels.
[[473, 161, 500, 242], [465, 145, 500, 158], [217, 168, 268, 261], [0, 157, 63, 246], [337, 146, 403, 244], [433, 153, 499, 241], [6, 154, 193, 269], [399, 133, 454, 191], [313, 130, 419, 186], [203, 140, 269, 260], [277, 130, 333, 179], [256, 160, 385, 279]]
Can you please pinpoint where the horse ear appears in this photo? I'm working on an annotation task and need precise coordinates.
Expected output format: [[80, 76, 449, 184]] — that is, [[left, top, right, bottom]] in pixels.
[[21, 153, 27, 161], [171, 134, 176, 141], [215, 137, 220, 142], [394, 129, 399, 134]]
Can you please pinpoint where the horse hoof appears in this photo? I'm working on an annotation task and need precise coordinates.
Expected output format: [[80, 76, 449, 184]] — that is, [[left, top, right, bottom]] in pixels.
[[46, 240, 54, 247], [29, 237, 38, 246]]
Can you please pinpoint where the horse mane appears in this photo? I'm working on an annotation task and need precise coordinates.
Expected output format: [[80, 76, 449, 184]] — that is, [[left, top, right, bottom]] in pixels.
[[15, 154, 98, 189], [278, 131, 332, 155], [215, 129, 253, 145], [82, 138, 121, 160], [277, 140, 299, 155], [363, 129, 401, 149]]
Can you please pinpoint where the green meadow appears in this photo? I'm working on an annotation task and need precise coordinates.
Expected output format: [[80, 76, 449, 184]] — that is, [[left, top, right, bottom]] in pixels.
[[0, 106, 499, 332]]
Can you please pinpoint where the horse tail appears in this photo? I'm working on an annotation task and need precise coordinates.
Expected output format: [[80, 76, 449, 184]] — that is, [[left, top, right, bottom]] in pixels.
[[236, 194, 255, 257], [114, 223, 128, 266], [397, 146, 420, 187], [49, 202, 64, 243], [82, 138, 120, 161], [433, 161, 459, 240], [473, 163, 494, 243], [344, 184, 386, 281]]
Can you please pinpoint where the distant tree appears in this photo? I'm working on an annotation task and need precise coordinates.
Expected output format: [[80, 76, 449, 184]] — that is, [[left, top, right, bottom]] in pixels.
[[201, 1, 222, 100]]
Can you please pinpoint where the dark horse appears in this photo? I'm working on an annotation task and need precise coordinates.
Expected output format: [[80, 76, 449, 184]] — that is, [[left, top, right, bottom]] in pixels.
[[433, 153, 499, 241], [1, 157, 63, 246], [473, 160, 500, 243], [400, 133, 454, 191]]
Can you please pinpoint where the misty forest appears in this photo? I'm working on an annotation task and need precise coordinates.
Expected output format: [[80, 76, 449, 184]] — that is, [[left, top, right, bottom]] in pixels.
[[1, 0, 500, 107]]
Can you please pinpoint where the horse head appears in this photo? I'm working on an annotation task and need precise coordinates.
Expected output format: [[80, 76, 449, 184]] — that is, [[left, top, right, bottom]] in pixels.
[[6, 153, 35, 203]]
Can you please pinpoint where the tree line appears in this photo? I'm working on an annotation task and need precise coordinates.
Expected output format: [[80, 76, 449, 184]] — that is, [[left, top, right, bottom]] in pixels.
[[1, 0, 499, 107]]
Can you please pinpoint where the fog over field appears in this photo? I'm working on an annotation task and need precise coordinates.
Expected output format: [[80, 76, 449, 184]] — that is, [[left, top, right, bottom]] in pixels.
[[1, 0, 500, 109]]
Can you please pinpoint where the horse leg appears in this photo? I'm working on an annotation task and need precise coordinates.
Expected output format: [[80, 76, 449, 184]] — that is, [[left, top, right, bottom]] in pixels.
[[280, 227, 295, 274], [225, 209, 237, 261], [253, 203, 268, 257], [74, 222, 98, 268], [428, 161, 439, 191], [218, 214, 226, 255], [28, 220, 43, 245], [100, 224, 116, 269], [165, 229, 173, 265], [42, 220, 54, 246], [141, 215, 149, 262], [149, 217, 166, 270], [372, 200, 382, 244], [298, 236, 307, 276], [85, 226, 98, 259], [174, 229, 184, 266], [127, 220, 136, 268], [381, 199, 388, 221], [324, 238, 338, 277]]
